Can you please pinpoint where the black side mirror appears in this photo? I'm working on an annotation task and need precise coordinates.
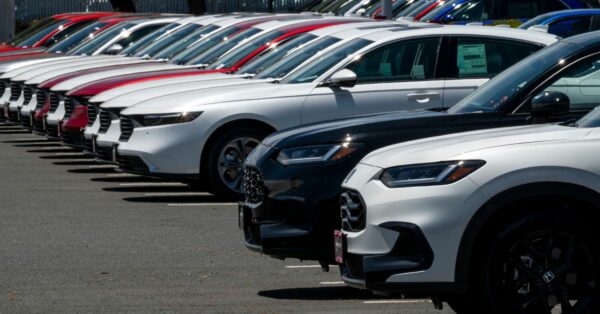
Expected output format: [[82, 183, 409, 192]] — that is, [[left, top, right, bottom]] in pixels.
[[531, 91, 570, 117]]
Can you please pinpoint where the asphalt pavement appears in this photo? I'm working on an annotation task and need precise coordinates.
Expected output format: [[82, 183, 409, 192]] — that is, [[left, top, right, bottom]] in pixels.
[[0, 124, 455, 313]]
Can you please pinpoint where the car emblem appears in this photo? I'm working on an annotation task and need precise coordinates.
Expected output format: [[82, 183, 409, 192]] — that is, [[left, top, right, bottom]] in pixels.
[[543, 271, 556, 284]]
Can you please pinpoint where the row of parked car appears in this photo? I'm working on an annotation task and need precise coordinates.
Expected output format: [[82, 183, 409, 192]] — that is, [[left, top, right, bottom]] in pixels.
[[2, 3, 600, 312]]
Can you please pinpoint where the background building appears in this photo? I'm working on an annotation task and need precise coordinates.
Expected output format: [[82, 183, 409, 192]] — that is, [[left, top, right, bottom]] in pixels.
[[0, 0, 16, 42]]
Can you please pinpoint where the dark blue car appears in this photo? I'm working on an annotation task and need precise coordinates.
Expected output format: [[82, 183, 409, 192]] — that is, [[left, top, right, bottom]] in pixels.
[[519, 9, 600, 37], [419, 0, 597, 26]]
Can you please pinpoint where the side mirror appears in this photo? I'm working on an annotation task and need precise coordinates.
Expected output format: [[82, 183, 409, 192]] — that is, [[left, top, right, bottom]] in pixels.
[[323, 69, 357, 88], [105, 44, 124, 55], [531, 91, 570, 117]]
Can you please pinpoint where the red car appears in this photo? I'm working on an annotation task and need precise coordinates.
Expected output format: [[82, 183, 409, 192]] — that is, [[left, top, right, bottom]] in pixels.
[[0, 12, 118, 53]]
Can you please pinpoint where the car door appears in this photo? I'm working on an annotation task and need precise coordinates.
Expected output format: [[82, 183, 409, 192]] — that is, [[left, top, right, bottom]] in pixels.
[[442, 36, 544, 107], [301, 36, 443, 124]]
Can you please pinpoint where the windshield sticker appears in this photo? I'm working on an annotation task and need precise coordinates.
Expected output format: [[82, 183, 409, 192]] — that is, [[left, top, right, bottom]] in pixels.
[[457, 44, 488, 76]]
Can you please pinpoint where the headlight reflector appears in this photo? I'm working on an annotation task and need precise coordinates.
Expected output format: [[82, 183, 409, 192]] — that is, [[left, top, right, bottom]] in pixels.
[[277, 143, 361, 165], [132, 111, 202, 127], [379, 160, 485, 188]]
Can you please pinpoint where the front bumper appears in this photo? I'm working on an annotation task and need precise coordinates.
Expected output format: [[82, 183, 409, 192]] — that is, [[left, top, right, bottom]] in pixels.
[[241, 145, 363, 262]]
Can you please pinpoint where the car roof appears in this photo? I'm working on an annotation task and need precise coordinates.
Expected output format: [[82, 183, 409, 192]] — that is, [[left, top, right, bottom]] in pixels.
[[308, 21, 395, 36], [358, 24, 559, 45], [562, 29, 600, 46], [532, 8, 600, 23]]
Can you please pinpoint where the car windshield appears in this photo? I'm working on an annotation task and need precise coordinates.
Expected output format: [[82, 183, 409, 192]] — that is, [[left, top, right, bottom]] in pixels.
[[254, 35, 341, 79], [151, 24, 219, 61], [206, 30, 285, 70], [398, 0, 436, 18], [331, 0, 366, 14], [420, 0, 463, 21], [17, 19, 67, 48], [239, 33, 319, 75], [69, 21, 137, 55], [46, 21, 109, 53], [448, 42, 581, 114], [576, 106, 600, 127], [185, 27, 262, 66], [312, 0, 340, 12], [10, 17, 62, 46], [133, 23, 202, 58], [169, 26, 242, 65], [120, 23, 180, 56], [281, 38, 373, 84]]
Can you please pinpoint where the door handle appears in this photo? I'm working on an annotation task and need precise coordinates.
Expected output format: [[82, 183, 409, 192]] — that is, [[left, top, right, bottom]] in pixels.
[[407, 92, 440, 104]]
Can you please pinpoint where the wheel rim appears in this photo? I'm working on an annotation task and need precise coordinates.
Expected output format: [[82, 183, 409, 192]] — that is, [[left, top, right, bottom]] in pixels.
[[217, 136, 260, 194], [493, 229, 597, 314]]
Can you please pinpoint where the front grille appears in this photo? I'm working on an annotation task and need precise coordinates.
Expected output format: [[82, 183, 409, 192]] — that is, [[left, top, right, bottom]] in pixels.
[[49, 93, 60, 113], [243, 166, 265, 206], [87, 104, 98, 126], [98, 109, 112, 133], [10, 82, 22, 101], [23, 86, 33, 104], [340, 190, 366, 232], [63, 97, 75, 118], [35, 89, 46, 110], [0, 80, 6, 96], [119, 116, 134, 142]]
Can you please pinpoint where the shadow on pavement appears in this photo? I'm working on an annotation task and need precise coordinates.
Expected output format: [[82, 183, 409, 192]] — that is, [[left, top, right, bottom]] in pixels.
[[67, 167, 116, 174], [26, 148, 75, 153], [53, 160, 98, 166], [258, 286, 382, 301], [102, 185, 194, 193], [122, 194, 222, 203], [39, 154, 89, 160], [12, 142, 61, 147], [90, 176, 165, 183]]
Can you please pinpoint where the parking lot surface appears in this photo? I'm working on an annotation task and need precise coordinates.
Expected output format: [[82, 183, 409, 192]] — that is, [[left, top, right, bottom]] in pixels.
[[0, 125, 454, 313]]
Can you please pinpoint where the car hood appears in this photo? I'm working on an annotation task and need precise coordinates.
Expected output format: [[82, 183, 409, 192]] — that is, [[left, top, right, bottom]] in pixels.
[[20, 58, 152, 84], [361, 124, 590, 168], [121, 82, 307, 115], [0, 55, 81, 77], [101, 76, 261, 109], [263, 110, 445, 148], [90, 73, 237, 103], [0, 55, 117, 79], [51, 62, 189, 91]]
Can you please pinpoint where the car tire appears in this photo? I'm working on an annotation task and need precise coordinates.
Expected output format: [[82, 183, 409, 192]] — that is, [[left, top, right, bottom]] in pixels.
[[205, 126, 269, 200], [449, 211, 600, 314]]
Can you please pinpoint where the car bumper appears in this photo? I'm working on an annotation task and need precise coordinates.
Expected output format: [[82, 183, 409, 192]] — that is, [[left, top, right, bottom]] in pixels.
[[241, 146, 363, 262], [340, 163, 488, 291]]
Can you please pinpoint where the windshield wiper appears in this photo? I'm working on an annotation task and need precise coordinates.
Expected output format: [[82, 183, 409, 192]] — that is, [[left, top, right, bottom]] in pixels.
[[560, 119, 579, 127]]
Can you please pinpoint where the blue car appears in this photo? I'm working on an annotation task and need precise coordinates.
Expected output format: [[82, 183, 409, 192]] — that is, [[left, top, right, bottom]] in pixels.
[[419, 0, 597, 25], [519, 9, 600, 37]]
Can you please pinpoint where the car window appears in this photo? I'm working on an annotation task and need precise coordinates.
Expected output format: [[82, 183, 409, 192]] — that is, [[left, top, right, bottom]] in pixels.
[[44, 21, 94, 47], [346, 37, 440, 83], [446, 0, 492, 23], [450, 37, 541, 79], [281, 38, 373, 84], [169, 26, 242, 65], [151, 24, 219, 61], [47, 21, 109, 54], [206, 30, 285, 70], [69, 21, 137, 55], [531, 57, 600, 111], [548, 16, 592, 38], [117, 23, 172, 55], [9, 17, 57, 46], [186, 27, 262, 66], [134, 23, 202, 58]]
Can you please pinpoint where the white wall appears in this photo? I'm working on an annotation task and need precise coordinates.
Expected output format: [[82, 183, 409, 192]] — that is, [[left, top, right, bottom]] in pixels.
[[0, 0, 16, 42]]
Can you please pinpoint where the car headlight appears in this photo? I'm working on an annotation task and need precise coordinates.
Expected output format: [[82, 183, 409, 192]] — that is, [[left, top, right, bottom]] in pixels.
[[379, 160, 485, 188], [132, 111, 202, 127], [277, 143, 361, 165]]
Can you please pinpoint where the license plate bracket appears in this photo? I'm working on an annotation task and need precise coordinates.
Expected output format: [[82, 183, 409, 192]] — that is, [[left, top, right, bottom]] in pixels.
[[334, 230, 345, 264]]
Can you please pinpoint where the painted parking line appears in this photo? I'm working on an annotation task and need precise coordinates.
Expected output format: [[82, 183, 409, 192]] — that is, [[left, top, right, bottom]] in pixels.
[[167, 203, 237, 206], [285, 265, 322, 269], [363, 300, 431, 304], [319, 281, 345, 285], [144, 192, 212, 196], [119, 182, 186, 187]]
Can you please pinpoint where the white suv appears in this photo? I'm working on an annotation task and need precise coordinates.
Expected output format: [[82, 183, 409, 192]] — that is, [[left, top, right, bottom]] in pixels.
[[117, 26, 558, 198], [339, 107, 600, 313]]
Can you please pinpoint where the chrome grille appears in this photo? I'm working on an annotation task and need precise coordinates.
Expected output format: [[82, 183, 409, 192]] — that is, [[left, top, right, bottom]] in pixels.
[[63, 97, 74, 118], [23, 86, 33, 104], [340, 190, 366, 232], [10, 82, 22, 101], [49, 93, 60, 113], [35, 89, 46, 110], [87, 104, 98, 126], [98, 109, 112, 133], [119, 116, 134, 142], [243, 166, 265, 206], [0, 80, 6, 96]]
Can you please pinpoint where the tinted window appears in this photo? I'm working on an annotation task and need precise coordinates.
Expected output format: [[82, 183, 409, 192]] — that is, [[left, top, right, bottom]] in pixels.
[[44, 21, 94, 47], [151, 24, 219, 61], [450, 37, 541, 79], [69, 21, 137, 55], [134, 23, 202, 58], [117, 23, 172, 55], [169, 26, 242, 65], [10, 17, 58, 46], [186, 27, 262, 66], [17, 20, 65, 48], [533, 57, 600, 111], [347, 37, 440, 83], [207, 30, 285, 70], [549, 16, 593, 38]]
